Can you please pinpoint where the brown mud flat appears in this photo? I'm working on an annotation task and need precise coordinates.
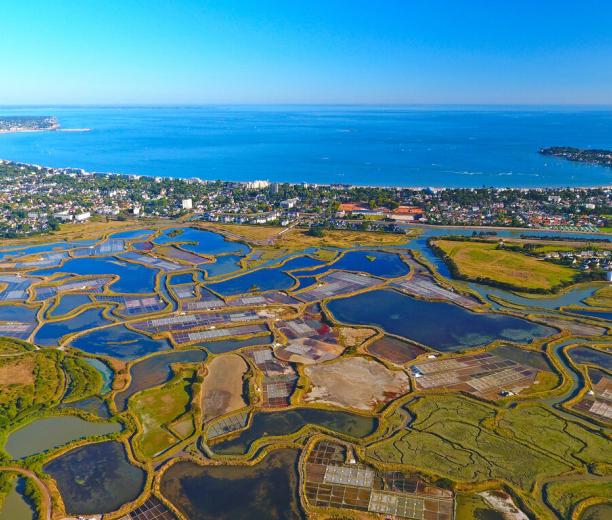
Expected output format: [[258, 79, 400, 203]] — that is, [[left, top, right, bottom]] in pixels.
[[367, 335, 427, 364]]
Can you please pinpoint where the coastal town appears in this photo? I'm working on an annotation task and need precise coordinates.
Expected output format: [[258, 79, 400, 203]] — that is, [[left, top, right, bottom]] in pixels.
[[1, 159, 610, 238], [0, 116, 58, 134]]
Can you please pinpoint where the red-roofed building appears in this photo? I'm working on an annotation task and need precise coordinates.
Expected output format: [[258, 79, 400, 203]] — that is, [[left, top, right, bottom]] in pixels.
[[386, 206, 425, 222]]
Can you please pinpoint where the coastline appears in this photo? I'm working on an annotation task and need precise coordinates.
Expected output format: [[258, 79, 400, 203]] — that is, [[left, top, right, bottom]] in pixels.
[[0, 124, 60, 134], [0, 126, 90, 134], [0, 156, 609, 238], [0, 156, 610, 192]]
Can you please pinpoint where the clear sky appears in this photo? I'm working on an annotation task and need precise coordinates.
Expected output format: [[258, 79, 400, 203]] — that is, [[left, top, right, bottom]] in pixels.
[[1, 0, 611, 105]]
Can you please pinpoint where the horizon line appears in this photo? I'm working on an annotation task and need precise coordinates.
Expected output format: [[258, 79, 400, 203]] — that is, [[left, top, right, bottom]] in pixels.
[[2, 102, 612, 109]]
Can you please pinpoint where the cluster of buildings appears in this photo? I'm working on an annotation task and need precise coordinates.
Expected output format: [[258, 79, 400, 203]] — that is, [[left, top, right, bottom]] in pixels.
[[420, 190, 610, 229], [0, 159, 610, 237], [335, 202, 425, 222], [542, 249, 612, 272]]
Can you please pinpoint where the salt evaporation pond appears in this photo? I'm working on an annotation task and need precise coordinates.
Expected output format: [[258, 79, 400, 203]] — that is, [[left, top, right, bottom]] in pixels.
[[327, 289, 556, 351]]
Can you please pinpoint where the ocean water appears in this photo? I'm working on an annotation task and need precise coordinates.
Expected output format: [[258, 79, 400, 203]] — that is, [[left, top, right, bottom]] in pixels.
[[0, 106, 611, 187]]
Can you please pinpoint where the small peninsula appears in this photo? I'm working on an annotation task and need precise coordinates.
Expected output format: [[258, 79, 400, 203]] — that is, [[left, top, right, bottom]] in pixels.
[[0, 115, 59, 133], [540, 146, 612, 167]]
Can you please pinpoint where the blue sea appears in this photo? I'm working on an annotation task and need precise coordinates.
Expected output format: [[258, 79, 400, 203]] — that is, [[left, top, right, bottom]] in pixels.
[[0, 106, 611, 187]]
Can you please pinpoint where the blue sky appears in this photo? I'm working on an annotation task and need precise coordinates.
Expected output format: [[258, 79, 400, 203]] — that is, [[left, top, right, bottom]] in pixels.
[[1, 0, 611, 105]]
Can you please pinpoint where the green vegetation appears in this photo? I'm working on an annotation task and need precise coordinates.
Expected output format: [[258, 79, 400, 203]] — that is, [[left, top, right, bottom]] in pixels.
[[0, 346, 63, 428], [0, 337, 36, 354], [584, 286, 612, 308], [22, 476, 43, 519], [130, 368, 196, 458], [367, 395, 609, 500], [0, 472, 15, 509], [307, 225, 325, 238], [62, 356, 103, 402], [167, 228, 184, 238], [545, 480, 612, 519], [431, 239, 580, 292]]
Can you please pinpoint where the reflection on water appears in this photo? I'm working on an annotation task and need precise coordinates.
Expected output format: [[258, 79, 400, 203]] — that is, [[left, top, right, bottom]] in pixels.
[[0, 477, 34, 520]]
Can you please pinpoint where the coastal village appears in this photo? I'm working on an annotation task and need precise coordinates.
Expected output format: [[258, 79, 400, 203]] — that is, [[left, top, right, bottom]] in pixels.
[[1, 160, 610, 238]]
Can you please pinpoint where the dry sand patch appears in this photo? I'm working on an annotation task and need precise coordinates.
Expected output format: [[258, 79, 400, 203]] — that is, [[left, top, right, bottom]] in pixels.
[[304, 356, 410, 411], [201, 354, 248, 422], [0, 355, 35, 386], [337, 326, 377, 348]]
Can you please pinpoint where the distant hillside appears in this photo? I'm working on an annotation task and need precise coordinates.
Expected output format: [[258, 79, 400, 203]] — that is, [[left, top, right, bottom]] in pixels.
[[540, 146, 612, 167]]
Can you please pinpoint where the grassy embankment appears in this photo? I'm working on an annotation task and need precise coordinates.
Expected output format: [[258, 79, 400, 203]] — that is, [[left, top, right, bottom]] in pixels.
[[0, 217, 172, 247], [432, 239, 579, 292], [584, 286, 612, 308], [219, 224, 415, 268], [205, 221, 413, 247]]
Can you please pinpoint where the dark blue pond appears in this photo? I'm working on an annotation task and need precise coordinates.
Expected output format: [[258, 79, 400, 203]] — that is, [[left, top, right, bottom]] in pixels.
[[569, 347, 612, 371], [169, 272, 194, 285], [327, 289, 556, 352], [0, 304, 38, 322], [207, 268, 296, 296], [71, 324, 171, 359], [207, 255, 325, 296], [31, 257, 157, 294], [568, 308, 612, 321], [296, 276, 318, 291], [293, 251, 409, 278], [43, 441, 146, 515], [49, 294, 92, 318], [35, 308, 112, 346], [275, 255, 325, 271], [154, 228, 250, 256]]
